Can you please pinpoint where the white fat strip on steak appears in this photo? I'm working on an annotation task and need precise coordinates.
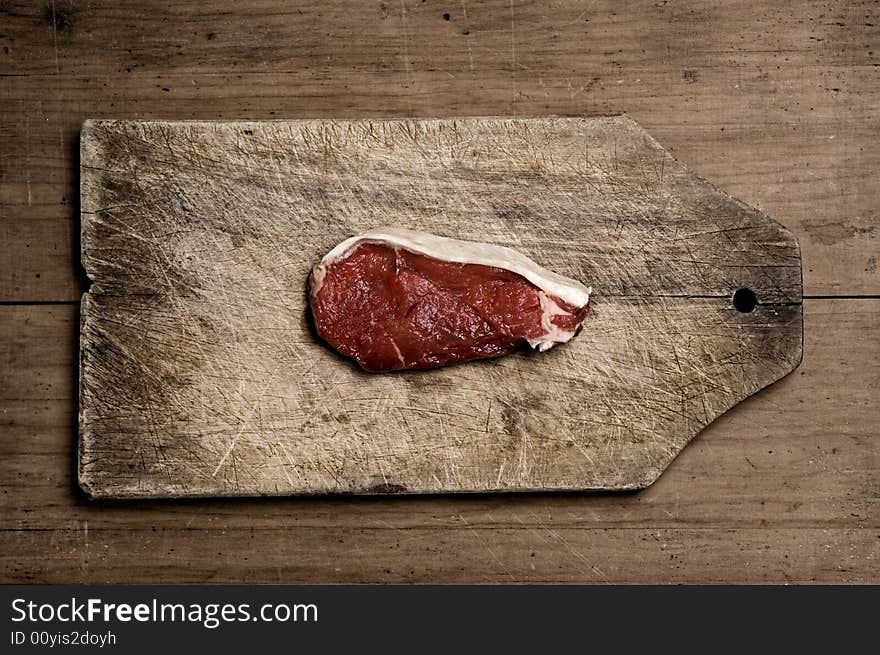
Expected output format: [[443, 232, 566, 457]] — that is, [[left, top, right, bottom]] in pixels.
[[310, 227, 593, 352]]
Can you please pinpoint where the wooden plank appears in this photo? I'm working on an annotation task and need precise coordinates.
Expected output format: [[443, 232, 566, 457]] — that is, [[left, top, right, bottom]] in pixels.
[[1, 300, 876, 582], [3, 0, 876, 77], [1, 0, 878, 301], [4, 300, 875, 529], [2, 527, 876, 584], [77, 116, 802, 497]]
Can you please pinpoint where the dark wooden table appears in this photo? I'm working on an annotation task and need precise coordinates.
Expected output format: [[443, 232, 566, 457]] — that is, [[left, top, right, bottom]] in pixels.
[[2, 0, 877, 583]]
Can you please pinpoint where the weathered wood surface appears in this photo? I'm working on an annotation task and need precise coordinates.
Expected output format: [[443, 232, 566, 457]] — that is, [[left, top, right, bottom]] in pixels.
[[79, 116, 802, 497], [1, 0, 876, 582], [1, 1, 877, 302], [3, 301, 876, 582]]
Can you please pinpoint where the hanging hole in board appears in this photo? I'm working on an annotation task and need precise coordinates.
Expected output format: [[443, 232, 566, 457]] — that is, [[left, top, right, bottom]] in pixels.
[[733, 288, 757, 313]]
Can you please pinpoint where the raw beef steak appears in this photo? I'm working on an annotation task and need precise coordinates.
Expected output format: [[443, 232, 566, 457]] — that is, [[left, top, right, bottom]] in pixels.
[[309, 228, 592, 372]]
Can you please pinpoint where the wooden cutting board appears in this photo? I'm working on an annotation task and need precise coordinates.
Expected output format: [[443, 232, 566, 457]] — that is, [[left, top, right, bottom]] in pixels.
[[78, 116, 803, 498]]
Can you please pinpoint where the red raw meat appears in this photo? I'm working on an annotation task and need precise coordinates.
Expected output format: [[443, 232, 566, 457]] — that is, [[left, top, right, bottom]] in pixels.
[[310, 239, 590, 373]]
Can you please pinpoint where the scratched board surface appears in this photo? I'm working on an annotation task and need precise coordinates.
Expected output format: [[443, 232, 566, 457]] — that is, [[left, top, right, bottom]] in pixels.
[[78, 116, 802, 498]]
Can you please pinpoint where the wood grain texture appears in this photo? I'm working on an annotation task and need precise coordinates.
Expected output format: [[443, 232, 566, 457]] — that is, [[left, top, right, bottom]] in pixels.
[[1, 0, 875, 583], [2, 301, 876, 582], [1, 0, 877, 301], [78, 116, 802, 497]]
